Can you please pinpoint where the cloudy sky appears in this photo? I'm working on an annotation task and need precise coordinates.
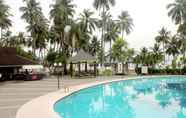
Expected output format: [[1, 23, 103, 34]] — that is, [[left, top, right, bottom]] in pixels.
[[6, 0, 177, 50]]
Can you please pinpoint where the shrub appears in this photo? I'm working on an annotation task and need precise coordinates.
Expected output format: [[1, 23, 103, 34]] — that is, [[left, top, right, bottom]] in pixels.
[[135, 67, 141, 75], [101, 69, 113, 76], [138, 67, 185, 75], [182, 67, 186, 74]]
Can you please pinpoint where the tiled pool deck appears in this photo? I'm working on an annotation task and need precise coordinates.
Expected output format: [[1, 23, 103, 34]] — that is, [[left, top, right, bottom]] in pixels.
[[0, 76, 132, 118]]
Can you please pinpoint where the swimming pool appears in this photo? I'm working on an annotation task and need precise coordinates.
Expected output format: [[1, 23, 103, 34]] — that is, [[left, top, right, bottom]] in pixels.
[[54, 76, 186, 118]]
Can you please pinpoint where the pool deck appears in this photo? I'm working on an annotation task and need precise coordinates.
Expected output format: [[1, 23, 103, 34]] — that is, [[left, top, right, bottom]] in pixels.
[[0, 76, 134, 118]]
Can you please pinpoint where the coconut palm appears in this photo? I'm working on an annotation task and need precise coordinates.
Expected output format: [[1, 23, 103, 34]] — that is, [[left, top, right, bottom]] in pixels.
[[151, 43, 164, 66], [167, 0, 186, 25], [78, 9, 97, 34], [118, 11, 134, 39], [104, 20, 120, 62], [16, 32, 26, 46], [166, 35, 180, 57], [93, 0, 115, 13], [155, 27, 170, 63], [140, 47, 149, 66], [93, 0, 115, 64], [178, 22, 186, 35], [20, 0, 48, 55], [0, 0, 11, 40], [50, 0, 75, 53], [89, 36, 100, 56], [68, 22, 89, 54], [97, 11, 112, 64], [111, 37, 128, 62]]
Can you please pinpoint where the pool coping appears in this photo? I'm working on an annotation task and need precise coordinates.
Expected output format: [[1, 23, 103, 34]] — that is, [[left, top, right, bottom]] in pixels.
[[15, 75, 185, 118]]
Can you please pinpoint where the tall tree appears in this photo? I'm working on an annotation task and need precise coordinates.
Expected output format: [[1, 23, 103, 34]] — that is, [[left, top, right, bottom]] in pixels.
[[111, 37, 128, 62], [89, 36, 100, 56], [93, 0, 115, 65], [20, 0, 48, 56], [50, 0, 75, 54], [78, 9, 97, 34], [104, 20, 119, 62], [0, 0, 11, 41], [93, 0, 115, 13], [155, 27, 170, 63], [118, 11, 134, 39], [167, 0, 186, 25], [151, 43, 164, 66], [166, 35, 180, 57]]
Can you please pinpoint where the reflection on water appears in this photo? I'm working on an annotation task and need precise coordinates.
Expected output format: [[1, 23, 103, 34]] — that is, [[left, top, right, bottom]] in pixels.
[[54, 76, 186, 118]]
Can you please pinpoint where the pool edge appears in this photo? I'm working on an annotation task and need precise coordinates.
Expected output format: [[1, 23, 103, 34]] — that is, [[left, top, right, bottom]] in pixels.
[[15, 75, 183, 118]]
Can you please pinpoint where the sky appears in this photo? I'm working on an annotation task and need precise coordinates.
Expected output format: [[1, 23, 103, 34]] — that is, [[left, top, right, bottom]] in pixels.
[[5, 0, 177, 51]]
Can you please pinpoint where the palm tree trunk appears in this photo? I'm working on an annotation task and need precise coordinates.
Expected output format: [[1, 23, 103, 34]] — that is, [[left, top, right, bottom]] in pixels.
[[0, 28, 2, 40], [110, 40, 112, 63], [101, 7, 106, 66], [183, 52, 186, 67], [163, 42, 165, 65], [122, 30, 124, 40], [0, 28, 2, 46]]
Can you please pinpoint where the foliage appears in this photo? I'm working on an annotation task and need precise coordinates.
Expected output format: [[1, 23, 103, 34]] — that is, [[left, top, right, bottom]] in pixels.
[[0, 0, 11, 41], [16, 47, 36, 60], [136, 67, 186, 75], [101, 69, 113, 76], [45, 50, 67, 66], [45, 50, 58, 66], [134, 46, 164, 67], [118, 11, 134, 39], [89, 36, 101, 56], [111, 37, 129, 62], [167, 0, 186, 25], [166, 35, 180, 56], [172, 57, 177, 69], [20, 0, 48, 55]]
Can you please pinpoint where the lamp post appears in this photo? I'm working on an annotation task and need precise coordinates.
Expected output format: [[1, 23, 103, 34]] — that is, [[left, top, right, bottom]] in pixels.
[[54, 62, 62, 89]]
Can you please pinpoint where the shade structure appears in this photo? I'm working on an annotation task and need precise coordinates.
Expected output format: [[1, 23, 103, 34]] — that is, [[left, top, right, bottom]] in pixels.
[[68, 50, 96, 63], [0, 47, 37, 67]]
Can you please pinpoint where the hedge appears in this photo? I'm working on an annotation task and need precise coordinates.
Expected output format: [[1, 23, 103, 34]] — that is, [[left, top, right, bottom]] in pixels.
[[135, 67, 186, 75]]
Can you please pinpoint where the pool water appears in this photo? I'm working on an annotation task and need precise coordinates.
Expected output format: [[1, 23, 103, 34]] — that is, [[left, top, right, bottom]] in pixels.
[[54, 76, 186, 118]]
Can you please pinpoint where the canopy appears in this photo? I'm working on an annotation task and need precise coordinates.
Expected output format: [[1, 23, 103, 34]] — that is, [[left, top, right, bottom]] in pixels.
[[0, 48, 37, 67], [69, 50, 96, 63]]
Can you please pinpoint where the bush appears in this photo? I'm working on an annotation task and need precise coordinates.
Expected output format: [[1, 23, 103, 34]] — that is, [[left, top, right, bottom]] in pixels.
[[136, 67, 186, 75], [135, 67, 141, 75], [101, 69, 113, 76], [182, 67, 186, 74]]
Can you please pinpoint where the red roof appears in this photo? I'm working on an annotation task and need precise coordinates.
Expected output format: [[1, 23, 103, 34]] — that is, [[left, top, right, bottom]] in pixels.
[[0, 48, 37, 67]]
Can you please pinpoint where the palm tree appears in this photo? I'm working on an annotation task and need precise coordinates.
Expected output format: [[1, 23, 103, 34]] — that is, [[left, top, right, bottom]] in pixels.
[[155, 27, 170, 63], [89, 36, 100, 56], [97, 11, 112, 64], [16, 32, 26, 47], [93, 0, 115, 13], [20, 0, 48, 55], [140, 47, 149, 66], [50, 0, 75, 53], [166, 35, 180, 57], [118, 11, 134, 39], [167, 0, 186, 25], [78, 9, 97, 34], [151, 43, 164, 66], [0, 0, 12, 40], [104, 20, 119, 62], [93, 0, 115, 65]]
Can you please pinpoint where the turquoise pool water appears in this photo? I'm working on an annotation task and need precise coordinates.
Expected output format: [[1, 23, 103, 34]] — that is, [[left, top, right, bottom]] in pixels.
[[54, 76, 186, 118]]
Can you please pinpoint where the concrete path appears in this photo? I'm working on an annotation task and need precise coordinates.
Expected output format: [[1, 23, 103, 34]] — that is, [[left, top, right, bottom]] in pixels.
[[0, 76, 129, 118]]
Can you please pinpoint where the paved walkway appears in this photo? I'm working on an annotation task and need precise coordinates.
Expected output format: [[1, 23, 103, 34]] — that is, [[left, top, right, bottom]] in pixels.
[[0, 76, 129, 118]]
